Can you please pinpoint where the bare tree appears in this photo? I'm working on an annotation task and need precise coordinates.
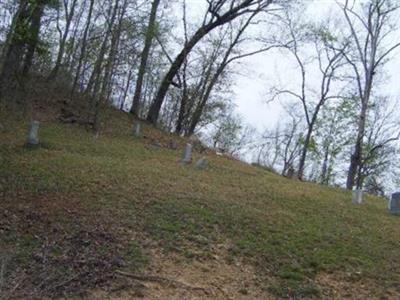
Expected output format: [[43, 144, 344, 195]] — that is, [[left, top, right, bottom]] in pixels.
[[338, 0, 400, 189], [269, 12, 347, 180], [47, 0, 78, 80], [146, 0, 273, 124], [100, 0, 129, 102], [71, 0, 95, 95], [316, 100, 355, 185], [359, 98, 400, 189], [183, 12, 279, 136], [86, 0, 120, 130], [257, 106, 303, 177]]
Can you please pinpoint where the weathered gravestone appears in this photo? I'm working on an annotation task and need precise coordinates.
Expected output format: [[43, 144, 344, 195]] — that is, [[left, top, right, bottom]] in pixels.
[[133, 123, 141, 138], [389, 192, 400, 214], [286, 167, 295, 179], [352, 189, 363, 204], [151, 139, 161, 148], [26, 121, 40, 147], [168, 139, 178, 150], [195, 157, 208, 170], [181, 143, 193, 164]]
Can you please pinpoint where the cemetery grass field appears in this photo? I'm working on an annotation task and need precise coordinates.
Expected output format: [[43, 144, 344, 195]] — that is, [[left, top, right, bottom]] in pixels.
[[1, 108, 400, 299]]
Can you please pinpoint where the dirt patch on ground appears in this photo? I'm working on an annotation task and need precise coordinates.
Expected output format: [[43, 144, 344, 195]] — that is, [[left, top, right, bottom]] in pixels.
[[0, 194, 135, 299], [87, 253, 400, 300], [316, 272, 400, 299], [88, 247, 274, 300]]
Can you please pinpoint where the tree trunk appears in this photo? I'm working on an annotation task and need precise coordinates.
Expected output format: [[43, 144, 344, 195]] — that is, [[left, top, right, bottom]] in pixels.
[[89, 0, 119, 130], [320, 143, 331, 185], [120, 69, 133, 110], [65, 4, 84, 76], [346, 68, 372, 190], [130, 0, 160, 117], [102, 0, 128, 103], [48, 0, 78, 80], [71, 0, 94, 94], [175, 93, 187, 134], [297, 126, 313, 180], [146, 26, 213, 124], [187, 99, 205, 136], [22, 1, 46, 77], [346, 101, 368, 189], [297, 110, 322, 180], [0, 0, 29, 95], [186, 60, 224, 135]]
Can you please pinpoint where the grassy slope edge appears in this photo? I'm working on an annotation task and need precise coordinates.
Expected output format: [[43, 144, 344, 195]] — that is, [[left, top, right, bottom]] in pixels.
[[1, 108, 400, 299]]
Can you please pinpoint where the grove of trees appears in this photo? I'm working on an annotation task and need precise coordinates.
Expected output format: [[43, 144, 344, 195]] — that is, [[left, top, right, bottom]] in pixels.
[[0, 0, 399, 195]]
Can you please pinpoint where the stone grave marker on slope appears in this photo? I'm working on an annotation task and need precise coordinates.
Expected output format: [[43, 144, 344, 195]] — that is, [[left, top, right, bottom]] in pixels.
[[181, 143, 193, 164], [389, 192, 400, 215], [151, 139, 161, 148], [195, 157, 208, 170], [352, 189, 363, 204], [133, 123, 142, 138], [169, 139, 178, 150], [26, 121, 40, 147]]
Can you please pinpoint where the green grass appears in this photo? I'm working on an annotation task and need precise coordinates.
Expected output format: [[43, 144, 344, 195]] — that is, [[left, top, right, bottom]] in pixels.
[[1, 113, 400, 298]]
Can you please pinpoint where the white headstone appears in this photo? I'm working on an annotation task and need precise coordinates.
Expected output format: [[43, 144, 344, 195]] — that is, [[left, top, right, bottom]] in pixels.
[[389, 192, 400, 214], [181, 143, 193, 164], [133, 123, 141, 138], [352, 189, 363, 204], [27, 121, 40, 146]]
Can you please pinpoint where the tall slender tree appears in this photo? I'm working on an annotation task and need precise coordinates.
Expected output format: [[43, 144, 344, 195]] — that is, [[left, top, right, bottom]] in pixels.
[[130, 0, 161, 117]]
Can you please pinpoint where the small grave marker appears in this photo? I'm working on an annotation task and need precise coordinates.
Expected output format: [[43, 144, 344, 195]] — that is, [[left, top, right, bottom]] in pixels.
[[181, 143, 192, 164], [195, 157, 208, 170], [352, 189, 363, 204], [133, 123, 141, 138], [286, 167, 295, 179], [169, 139, 177, 150], [151, 139, 161, 148], [389, 192, 400, 215], [26, 120, 40, 147]]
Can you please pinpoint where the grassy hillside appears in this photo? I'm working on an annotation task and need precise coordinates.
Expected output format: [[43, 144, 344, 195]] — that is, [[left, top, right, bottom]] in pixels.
[[1, 108, 400, 299]]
